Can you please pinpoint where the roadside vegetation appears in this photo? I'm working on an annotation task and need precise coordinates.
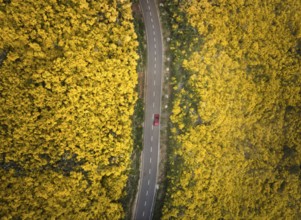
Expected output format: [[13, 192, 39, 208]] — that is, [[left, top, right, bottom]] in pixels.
[[152, 1, 202, 219], [121, 2, 146, 219], [161, 0, 301, 219], [0, 0, 139, 219]]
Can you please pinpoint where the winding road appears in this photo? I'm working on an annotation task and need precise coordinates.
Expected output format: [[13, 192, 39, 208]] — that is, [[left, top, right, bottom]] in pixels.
[[134, 0, 163, 219]]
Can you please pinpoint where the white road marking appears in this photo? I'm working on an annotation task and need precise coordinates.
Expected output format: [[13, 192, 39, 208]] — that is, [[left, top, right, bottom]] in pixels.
[[154, 37, 156, 42], [150, 158, 152, 163], [146, 190, 149, 196], [153, 31, 155, 35], [149, 169, 151, 174], [152, 102, 154, 108], [150, 146, 152, 152], [154, 56, 157, 61], [144, 201, 147, 206], [154, 70, 156, 75], [152, 24, 155, 29], [154, 80, 156, 86], [153, 91, 155, 97], [148, 5, 150, 11], [154, 63, 156, 68], [143, 212, 145, 217], [154, 50, 157, 55], [151, 136, 153, 141], [154, 44, 157, 49], [150, 11, 152, 17], [151, 18, 153, 23], [148, 180, 150, 185]]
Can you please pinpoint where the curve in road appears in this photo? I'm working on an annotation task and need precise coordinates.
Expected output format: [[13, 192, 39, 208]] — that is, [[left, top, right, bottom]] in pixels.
[[134, 0, 163, 219]]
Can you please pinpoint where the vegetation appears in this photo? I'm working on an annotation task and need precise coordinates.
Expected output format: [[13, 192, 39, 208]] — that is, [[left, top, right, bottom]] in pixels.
[[0, 0, 138, 219], [121, 3, 146, 219], [162, 0, 301, 219]]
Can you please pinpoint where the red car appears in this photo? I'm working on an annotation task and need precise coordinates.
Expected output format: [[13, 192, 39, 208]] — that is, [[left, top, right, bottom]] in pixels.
[[153, 114, 160, 126]]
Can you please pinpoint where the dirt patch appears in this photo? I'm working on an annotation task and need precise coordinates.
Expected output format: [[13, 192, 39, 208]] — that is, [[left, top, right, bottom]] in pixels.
[[138, 71, 144, 98], [132, 2, 142, 18]]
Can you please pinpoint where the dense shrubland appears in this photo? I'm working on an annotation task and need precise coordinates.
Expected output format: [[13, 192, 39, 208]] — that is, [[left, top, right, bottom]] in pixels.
[[0, 0, 138, 219], [162, 0, 301, 219]]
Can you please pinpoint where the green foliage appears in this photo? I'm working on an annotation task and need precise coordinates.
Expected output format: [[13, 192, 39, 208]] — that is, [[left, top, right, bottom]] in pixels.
[[120, 4, 146, 218], [162, 0, 301, 219], [0, 0, 138, 219]]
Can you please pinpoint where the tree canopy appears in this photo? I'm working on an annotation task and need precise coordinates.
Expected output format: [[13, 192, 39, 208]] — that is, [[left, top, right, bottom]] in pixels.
[[0, 0, 138, 219], [162, 0, 301, 219]]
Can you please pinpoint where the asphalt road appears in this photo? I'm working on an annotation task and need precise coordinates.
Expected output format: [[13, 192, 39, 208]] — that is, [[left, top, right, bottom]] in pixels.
[[134, 0, 163, 219]]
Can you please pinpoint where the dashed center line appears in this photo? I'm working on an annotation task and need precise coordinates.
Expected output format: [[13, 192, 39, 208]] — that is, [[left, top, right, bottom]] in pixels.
[[136, 1, 164, 219]]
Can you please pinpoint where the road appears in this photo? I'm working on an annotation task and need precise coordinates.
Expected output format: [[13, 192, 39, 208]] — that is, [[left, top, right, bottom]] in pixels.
[[134, 0, 163, 219]]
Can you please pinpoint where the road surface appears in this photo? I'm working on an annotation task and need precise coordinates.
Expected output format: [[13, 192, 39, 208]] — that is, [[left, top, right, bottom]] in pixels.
[[134, 0, 163, 219]]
